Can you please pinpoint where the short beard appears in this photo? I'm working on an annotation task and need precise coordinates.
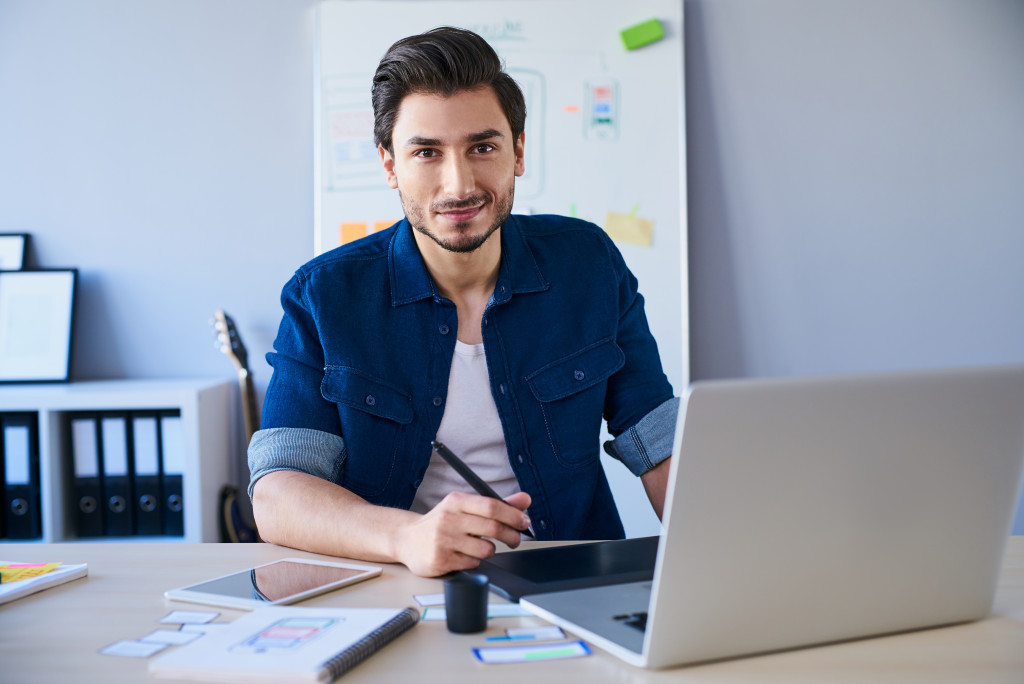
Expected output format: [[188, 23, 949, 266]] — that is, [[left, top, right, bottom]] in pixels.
[[403, 185, 515, 254]]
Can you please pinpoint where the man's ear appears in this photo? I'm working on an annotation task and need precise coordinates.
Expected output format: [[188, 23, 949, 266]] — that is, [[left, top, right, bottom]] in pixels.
[[514, 132, 526, 178], [379, 144, 399, 189]]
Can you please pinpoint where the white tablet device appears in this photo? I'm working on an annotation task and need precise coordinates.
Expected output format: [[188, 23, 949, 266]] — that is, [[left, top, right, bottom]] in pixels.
[[164, 557, 383, 610]]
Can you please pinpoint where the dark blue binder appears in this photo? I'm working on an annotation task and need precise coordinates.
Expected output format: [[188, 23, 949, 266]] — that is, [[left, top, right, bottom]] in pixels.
[[2, 412, 42, 540]]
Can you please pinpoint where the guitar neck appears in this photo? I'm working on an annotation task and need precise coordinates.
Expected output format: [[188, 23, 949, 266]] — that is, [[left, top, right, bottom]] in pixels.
[[237, 368, 260, 444]]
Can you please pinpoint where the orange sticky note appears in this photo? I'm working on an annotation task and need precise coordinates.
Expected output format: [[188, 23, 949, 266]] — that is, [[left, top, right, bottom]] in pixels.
[[340, 222, 368, 245], [373, 220, 396, 233]]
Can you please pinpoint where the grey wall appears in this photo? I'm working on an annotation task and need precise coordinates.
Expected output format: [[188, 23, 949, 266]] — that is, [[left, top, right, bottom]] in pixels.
[[684, 0, 1024, 534], [0, 0, 316, 384], [2, 0, 1022, 533]]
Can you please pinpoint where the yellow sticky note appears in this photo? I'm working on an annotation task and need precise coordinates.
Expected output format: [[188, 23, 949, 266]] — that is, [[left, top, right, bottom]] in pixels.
[[1, 562, 61, 583], [603, 211, 654, 247], [373, 220, 397, 233], [340, 222, 368, 245]]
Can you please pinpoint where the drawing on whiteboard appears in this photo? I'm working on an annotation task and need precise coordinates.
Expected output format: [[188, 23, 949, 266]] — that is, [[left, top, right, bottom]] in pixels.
[[584, 80, 618, 141], [508, 68, 544, 200], [323, 74, 379, 191]]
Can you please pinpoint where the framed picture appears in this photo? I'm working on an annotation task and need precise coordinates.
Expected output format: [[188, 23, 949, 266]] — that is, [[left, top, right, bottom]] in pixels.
[[0, 233, 29, 270], [0, 269, 77, 383]]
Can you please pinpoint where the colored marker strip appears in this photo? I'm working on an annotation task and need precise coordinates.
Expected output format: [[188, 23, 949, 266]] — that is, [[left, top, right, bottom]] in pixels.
[[473, 640, 591, 664]]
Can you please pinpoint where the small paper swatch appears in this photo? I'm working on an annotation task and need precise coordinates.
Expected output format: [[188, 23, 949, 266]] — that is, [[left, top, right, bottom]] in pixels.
[[486, 626, 566, 641], [473, 640, 592, 664], [413, 593, 446, 607], [160, 610, 219, 625], [422, 603, 533, 621]]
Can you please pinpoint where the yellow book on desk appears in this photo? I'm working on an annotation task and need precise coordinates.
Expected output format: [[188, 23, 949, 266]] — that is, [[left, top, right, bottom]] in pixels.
[[149, 605, 419, 682]]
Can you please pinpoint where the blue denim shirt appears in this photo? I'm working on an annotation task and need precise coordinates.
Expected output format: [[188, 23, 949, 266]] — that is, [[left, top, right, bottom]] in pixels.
[[250, 215, 677, 540]]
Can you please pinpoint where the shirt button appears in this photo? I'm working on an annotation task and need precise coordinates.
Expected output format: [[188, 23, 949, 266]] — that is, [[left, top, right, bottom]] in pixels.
[[517, 454, 524, 464], [438, 324, 450, 335], [364, 394, 376, 406], [499, 383, 506, 395], [538, 519, 547, 530], [574, 369, 585, 381], [432, 396, 443, 407]]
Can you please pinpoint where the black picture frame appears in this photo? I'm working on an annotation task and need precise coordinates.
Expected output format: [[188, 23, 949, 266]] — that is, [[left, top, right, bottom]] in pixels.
[[0, 269, 77, 383]]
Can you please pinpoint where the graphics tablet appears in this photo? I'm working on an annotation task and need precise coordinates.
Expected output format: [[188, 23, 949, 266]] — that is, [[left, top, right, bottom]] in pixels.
[[165, 557, 382, 610], [478, 536, 659, 601]]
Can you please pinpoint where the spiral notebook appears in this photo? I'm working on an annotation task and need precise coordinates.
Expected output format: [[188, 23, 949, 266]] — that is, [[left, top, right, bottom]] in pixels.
[[149, 605, 419, 682]]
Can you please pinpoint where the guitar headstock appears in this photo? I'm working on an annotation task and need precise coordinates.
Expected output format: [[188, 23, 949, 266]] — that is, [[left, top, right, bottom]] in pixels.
[[213, 309, 249, 374]]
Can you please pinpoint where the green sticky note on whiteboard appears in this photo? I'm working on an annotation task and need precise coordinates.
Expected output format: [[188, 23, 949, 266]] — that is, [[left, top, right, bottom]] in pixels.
[[620, 18, 664, 50]]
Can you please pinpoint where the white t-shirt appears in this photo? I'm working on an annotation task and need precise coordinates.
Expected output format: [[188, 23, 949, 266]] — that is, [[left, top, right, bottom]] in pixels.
[[410, 340, 521, 513]]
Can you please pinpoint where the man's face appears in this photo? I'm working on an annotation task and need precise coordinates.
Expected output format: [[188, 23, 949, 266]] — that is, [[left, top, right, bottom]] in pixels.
[[379, 87, 525, 254]]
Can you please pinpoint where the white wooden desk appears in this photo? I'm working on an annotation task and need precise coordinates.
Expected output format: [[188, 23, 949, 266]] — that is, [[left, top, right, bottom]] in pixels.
[[1, 539, 1022, 683]]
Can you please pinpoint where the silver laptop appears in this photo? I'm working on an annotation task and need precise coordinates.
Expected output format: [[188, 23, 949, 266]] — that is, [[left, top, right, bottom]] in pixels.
[[521, 364, 1024, 668]]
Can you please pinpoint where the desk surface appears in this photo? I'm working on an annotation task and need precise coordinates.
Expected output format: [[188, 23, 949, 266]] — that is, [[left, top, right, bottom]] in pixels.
[[1, 538, 1022, 683]]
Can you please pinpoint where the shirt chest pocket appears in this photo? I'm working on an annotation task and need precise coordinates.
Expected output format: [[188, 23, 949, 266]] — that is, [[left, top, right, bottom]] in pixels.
[[525, 339, 625, 468], [321, 366, 414, 499]]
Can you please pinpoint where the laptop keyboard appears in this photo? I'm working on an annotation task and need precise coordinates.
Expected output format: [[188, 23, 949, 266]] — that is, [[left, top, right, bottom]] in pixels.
[[613, 612, 648, 632]]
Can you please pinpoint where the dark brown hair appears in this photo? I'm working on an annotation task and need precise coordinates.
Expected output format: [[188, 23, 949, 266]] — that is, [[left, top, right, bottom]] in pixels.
[[372, 27, 526, 153]]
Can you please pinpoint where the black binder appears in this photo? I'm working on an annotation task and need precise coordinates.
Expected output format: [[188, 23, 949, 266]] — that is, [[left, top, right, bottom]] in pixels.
[[100, 414, 134, 537], [2, 412, 42, 540], [69, 414, 104, 537], [0, 419, 5, 539], [131, 413, 163, 536], [159, 412, 185, 536]]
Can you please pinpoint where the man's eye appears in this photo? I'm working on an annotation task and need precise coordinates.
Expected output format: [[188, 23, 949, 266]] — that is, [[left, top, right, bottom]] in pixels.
[[415, 149, 437, 158], [473, 143, 495, 154]]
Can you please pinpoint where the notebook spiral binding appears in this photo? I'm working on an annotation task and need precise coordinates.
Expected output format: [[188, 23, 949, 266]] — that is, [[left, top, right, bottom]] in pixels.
[[322, 607, 420, 679]]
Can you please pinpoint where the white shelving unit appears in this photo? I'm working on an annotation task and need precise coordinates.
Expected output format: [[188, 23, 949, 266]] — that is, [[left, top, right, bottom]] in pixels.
[[0, 378, 234, 543]]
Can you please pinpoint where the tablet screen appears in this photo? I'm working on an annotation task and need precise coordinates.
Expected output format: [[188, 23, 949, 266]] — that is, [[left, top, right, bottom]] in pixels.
[[181, 560, 370, 603]]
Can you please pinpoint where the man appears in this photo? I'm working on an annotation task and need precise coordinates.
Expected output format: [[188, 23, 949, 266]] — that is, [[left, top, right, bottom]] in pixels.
[[249, 27, 678, 577]]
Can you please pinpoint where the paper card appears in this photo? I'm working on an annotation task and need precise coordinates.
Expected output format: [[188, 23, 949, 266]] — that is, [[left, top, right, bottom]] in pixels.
[[486, 626, 566, 642], [413, 592, 446, 606], [160, 610, 219, 625], [140, 629, 203, 645], [422, 603, 533, 621], [473, 640, 591, 664], [100, 640, 169, 658]]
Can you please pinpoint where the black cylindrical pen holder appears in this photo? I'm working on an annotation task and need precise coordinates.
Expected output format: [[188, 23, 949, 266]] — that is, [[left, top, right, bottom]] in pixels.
[[443, 571, 489, 634]]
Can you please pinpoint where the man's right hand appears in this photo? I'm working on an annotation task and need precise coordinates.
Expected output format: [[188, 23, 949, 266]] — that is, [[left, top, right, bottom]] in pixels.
[[393, 490, 532, 577]]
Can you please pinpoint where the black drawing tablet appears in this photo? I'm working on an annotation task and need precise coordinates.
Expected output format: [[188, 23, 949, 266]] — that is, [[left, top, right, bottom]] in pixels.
[[478, 535, 659, 602]]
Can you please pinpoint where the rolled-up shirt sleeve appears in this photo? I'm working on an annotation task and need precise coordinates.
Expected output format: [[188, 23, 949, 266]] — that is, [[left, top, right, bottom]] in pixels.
[[603, 396, 680, 477], [247, 427, 347, 500]]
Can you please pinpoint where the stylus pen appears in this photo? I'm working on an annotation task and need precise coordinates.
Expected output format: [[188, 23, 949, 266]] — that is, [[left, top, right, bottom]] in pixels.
[[431, 440, 536, 539]]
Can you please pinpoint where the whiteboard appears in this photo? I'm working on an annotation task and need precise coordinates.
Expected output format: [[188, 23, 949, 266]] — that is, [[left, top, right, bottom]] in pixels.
[[316, 0, 687, 536], [316, 0, 687, 390]]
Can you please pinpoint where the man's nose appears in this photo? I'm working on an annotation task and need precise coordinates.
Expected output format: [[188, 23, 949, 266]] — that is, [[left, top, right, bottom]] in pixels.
[[441, 154, 475, 198]]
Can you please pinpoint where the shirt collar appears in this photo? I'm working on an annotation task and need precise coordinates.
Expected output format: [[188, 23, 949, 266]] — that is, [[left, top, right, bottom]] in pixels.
[[389, 215, 549, 307]]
